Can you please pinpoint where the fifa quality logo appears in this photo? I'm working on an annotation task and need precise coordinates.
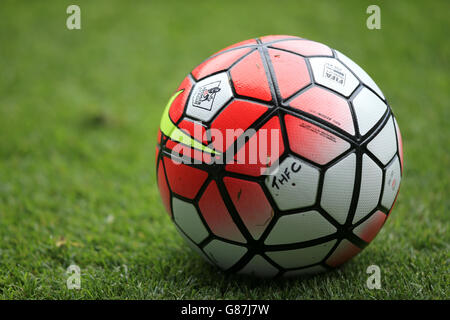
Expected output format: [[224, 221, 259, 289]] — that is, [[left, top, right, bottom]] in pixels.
[[192, 81, 222, 110], [323, 63, 346, 86]]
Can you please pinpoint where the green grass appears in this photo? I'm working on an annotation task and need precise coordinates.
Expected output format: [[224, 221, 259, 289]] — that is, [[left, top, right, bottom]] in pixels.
[[0, 0, 449, 299]]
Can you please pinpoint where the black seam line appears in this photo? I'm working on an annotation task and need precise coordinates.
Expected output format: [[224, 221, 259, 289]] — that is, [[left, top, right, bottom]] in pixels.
[[279, 102, 358, 144], [358, 108, 393, 146], [200, 96, 235, 127], [191, 36, 303, 75], [245, 40, 289, 248], [216, 175, 254, 242], [191, 46, 259, 81], [344, 150, 363, 227], [175, 75, 196, 127], [200, 234, 252, 250], [174, 118, 210, 148], [171, 193, 216, 238], [378, 154, 401, 211], [391, 115, 403, 176], [225, 251, 255, 274], [175, 225, 216, 265], [348, 84, 364, 139], [220, 107, 279, 164], [180, 48, 257, 125], [258, 42, 293, 162], [282, 82, 314, 104], [283, 262, 326, 273], [263, 233, 338, 251], [155, 146, 161, 181], [351, 206, 385, 231], [319, 240, 340, 265], [333, 48, 387, 103], [198, 234, 213, 249], [222, 38, 285, 273], [266, 45, 334, 59], [280, 107, 358, 147], [260, 252, 284, 271], [191, 47, 257, 82], [160, 156, 173, 216]]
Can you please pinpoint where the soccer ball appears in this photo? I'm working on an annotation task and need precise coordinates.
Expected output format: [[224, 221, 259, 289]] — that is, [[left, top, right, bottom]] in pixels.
[[156, 35, 403, 277]]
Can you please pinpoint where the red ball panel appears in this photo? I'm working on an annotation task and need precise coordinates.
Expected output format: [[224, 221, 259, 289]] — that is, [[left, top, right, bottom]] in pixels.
[[163, 157, 208, 199], [211, 100, 268, 152], [192, 47, 252, 80], [326, 240, 361, 267], [226, 116, 284, 176], [224, 177, 274, 240], [157, 159, 171, 216], [169, 76, 193, 123], [230, 50, 272, 102], [199, 181, 246, 242], [284, 114, 350, 165], [259, 35, 301, 43], [289, 87, 355, 135], [268, 48, 310, 99], [165, 140, 212, 164], [157, 129, 162, 145], [355, 210, 387, 243], [271, 39, 333, 57], [178, 119, 209, 145]]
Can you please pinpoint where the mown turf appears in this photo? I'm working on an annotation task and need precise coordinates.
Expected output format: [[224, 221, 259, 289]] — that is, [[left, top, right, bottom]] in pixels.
[[0, 0, 448, 299]]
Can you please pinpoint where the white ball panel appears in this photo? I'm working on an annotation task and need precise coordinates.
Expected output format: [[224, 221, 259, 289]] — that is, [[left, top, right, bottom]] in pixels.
[[266, 240, 337, 269], [264, 210, 336, 245], [175, 225, 213, 265], [172, 197, 209, 244], [309, 57, 359, 97], [283, 265, 327, 277], [321, 153, 356, 224], [186, 72, 233, 122], [353, 154, 383, 223], [203, 239, 247, 270], [352, 88, 387, 136], [238, 254, 279, 278], [336, 50, 385, 99], [265, 157, 320, 211], [367, 117, 397, 165], [381, 156, 401, 209]]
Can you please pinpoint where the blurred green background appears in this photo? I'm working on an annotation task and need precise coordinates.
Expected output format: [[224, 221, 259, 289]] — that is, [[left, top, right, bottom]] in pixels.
[[0, 0, 448, 299]]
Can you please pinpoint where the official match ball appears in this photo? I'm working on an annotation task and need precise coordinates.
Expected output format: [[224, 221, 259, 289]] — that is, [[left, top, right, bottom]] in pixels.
[[156, 35, 403, 277]]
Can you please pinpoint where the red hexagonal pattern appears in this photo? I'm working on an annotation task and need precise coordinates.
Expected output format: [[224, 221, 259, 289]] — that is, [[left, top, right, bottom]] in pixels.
[[326, 240, 361, 267], [192, 47, 252, 80], [157, 159, 171, 216], [163, 157, 208, 199], [199, 180, 246, 242], [284, 114, 350, 165], [178, 119, 209, 145], [169, 76, 193, 124], [210, 100, 268, 152], [230, 50, 272, 102], [289, 87, 355, 135], [224, 177, 274, 240], [268, 48, 310, 99], [226, 116, 285, 176], [259, 35, 301, 43]]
